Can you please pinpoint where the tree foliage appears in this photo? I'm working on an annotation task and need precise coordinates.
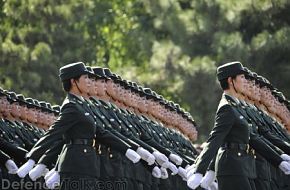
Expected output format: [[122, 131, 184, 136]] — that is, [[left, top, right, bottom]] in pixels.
[[1, 0, 290, 141]]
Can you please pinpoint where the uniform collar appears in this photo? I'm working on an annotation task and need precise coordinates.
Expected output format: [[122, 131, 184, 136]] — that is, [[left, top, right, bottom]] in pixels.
[[224, 93, 240, 106], [68, 92, 85, 104]]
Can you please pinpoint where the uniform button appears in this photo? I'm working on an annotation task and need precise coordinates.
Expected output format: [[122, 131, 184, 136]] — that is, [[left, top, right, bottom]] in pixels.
[[84, 149, 87, 153], [101, 116, 105, 119], [94, 122, 97, 125], [109, 154, 113, 158], [15, 135, 19, 138], [110, 118, 115, 122], [239, 116, 244, 119], [238, 152, 241, 156], [33, 138, 38, 142]]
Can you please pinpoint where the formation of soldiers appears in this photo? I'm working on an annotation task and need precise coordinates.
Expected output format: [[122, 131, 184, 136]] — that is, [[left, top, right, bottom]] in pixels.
[[0, 63, 198, 190], [1, 61, 290, 190], [187, 62, 290, 190]]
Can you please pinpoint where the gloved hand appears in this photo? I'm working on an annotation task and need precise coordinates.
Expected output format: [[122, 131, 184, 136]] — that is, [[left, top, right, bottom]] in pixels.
[[44, 168, 55, 181], [187, 173, 203, 189], [208, 181, 218, 190], [279, 161, 290, 175], [153, 151, 169, 168], [186, 165, 197, 179], [5, 159, 18, 174], [152, 166, 161, 178], [168, 162, 178, 175], [17, 159, 35, 178], [29, 164, 47, 181], [186, 164, 196, 173], [281, 154, 290, 161], [178, 166, 187, 181], [136, 147, 155, 165], [200, 170, 215, 189], [125, 149, 141, 163], [160, 167, 168, 179], [169, 153, 183, 165], [45, 170, 60, 189], [42, 168, 50, 177]]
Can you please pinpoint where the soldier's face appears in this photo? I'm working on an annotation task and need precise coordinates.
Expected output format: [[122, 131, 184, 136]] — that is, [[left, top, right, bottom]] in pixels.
[[0, 96, 8, 113], [252, 83, 261, 102], [88, 78, 96, 96], [95, 79, 106, 96], [75, 74, 91, 95], [233, 74, 247, 93], [19, 105, 27, 120], [11, 102, 21, 118], [106, 80, 116, 98]]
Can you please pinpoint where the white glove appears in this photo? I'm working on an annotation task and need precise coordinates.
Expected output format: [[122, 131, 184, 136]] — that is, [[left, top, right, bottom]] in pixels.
[[125, 149, 141, 163], [279, 161, 290, 175], [169, 153, 183, 165], [160, 167, 168, 179], [136, 147, 155, 165], [146, 154, 156, 165], [42, 168, 50, 177], [186, 164, 196, 173], [5, 159, 18, 174], [45, 170, 60, 189], [152, 166, 161, 178], [281, 154, 290, 161], [44, 168, 55, 181], [29, 164, 47, 181], [186, 165, 197, 179], [187, 173, 203, 189], [153, 151, 169, 167], [178, 166, 187, 181], [200, 170, 215, 189], [208, 181, 218, 190], [168, 162, 178, 175], [17, 159, 35, 178]]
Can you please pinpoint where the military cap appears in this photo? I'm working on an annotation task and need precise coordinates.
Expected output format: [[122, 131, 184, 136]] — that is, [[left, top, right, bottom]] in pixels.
[[52, 105, 61, 115], [0, 88, 8, 97], [103, 68, 113, 77], [85, 66, 97, 78], [17, 94, 26, 105], [33, 99, 41, 109], [59, 62, 90, 81], [143, 88, 156, 99], [0, 87, 4, 96], [7, 91, 18, 103], [46, 102, 53, 111], [91, 67, 107, 79], [25, 98, 36, 108], [39, 101, 50, 112], [243, 67, 253, 79], [217, 61, 247, 81]]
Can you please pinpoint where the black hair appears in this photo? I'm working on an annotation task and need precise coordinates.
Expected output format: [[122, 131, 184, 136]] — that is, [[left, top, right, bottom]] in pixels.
[[62, 75, 82, 92], [219, 76, 237, 90]]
